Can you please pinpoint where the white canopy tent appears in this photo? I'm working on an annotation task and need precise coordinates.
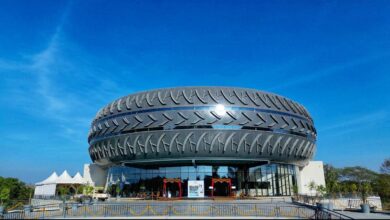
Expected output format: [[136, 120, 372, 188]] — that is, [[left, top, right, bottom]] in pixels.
[[34, 170, 87, 197], [34, 172, 58, 197], [72, 172, 87, 184], [56, 170, 73, 184]]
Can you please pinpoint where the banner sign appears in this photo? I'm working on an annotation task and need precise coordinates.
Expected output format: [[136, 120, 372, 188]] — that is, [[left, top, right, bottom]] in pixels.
[[188, 180, 204, 198]]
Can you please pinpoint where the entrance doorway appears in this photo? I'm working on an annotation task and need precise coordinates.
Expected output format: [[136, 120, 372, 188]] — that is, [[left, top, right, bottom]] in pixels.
[[211, 178, 231, 197], [163, 178, 182, 198]]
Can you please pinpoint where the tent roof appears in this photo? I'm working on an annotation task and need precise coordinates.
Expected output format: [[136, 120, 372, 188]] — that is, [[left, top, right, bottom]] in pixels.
[[72, 172, 86, 184], [35, 170, 87, 186], [36, 172, 58, 185], [56, 170, 74, 184]]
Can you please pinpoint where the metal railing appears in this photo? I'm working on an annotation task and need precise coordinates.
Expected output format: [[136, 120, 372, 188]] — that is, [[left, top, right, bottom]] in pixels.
[[312, 207, 353, 220], [295, 194, 381, 209], [1, 202, 316, 219], [294, 201, 353, 220]]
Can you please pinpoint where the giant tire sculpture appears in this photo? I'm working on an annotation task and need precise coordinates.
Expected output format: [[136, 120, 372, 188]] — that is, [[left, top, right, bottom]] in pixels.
[[88, 87, 317, 167]]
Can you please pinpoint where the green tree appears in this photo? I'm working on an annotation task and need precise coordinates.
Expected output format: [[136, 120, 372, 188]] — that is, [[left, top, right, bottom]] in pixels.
[[374, 174, 390, 210], [339, 166, 378, 202], [373, 174, 390, 197], [338, 182, 348, 194], [373, 159, 390, 210], [316, 185, 327, 197], [292, 185, 299, 195], [116, 185, 121, 197], [0, 176, 33, 208], [106, 185, 113, 195], [350, 183, 358, 195], [75, 185, 85, 195], [84, 185, 94, 196], [324, 164, 340, 197], [57, 186, 69, 199], [360, 182, 372, 204], [0, 188, 10, 206], [380, 158, 390, 175], [307, 181, 316, 196], [339, 166, 377, 183]]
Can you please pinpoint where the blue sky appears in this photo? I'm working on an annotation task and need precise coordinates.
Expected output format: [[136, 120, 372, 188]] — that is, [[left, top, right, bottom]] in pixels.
[[0, 0, 389, 183]]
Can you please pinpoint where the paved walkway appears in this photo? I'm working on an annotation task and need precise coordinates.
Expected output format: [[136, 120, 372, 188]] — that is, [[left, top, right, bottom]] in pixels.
[[337, 210, 390, 219], [54, 216, 299, 219], [109, 197, 292, 204]]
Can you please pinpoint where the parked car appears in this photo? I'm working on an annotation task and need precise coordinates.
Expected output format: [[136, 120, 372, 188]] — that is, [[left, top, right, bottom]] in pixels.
[[93, 193, 109, 201]]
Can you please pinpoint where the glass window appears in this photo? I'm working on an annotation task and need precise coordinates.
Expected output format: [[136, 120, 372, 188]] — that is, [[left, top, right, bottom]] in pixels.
[[203, 166, 212, 174], [188, 166, 196, 173], [284, 166, 289, 195], [249, 168, 257, 182], [165, 167, 175, 173], [140, 171, 146, 180], [132, 167, 142, 174], [197, 172, 206, 180], [228, 168, 237, 179], [287, 174, 292, 195], [167, 172, 180, 179], [105, 163, 297, 198], [159, 167, 166, 174], [181, 166, 189, 173], [280, 165, 286, 195], [189, 171, 197, 180], [217, 166, 228, 178], [126, 174, 136, 180], [181, 171, 189, 180], [188, 166, 197, 179], [145, 169, 153, 179], [197, 166, 205, 173]]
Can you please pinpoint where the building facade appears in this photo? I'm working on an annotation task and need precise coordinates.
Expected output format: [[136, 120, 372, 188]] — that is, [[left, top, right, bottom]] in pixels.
[[86, 87, 321, 198]]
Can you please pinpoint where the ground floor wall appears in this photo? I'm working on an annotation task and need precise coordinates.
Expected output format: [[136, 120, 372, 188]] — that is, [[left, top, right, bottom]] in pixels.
[[296, 161, 326, 195], [83, 163, 107, 187], [83, 161, 326, 198], [104, 163, 297, 198]]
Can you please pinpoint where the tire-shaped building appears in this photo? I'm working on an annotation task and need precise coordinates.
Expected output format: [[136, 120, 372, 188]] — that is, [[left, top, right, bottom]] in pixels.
[[88, 87, 317, 197]]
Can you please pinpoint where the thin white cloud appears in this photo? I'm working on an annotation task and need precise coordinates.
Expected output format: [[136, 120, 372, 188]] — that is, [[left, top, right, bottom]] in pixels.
[[319, 110, 388, 134], [0, 1, 133, 148], [29, 2, 71, 113], [0, 2, 90, 145], [0, 8, 69, 116]]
